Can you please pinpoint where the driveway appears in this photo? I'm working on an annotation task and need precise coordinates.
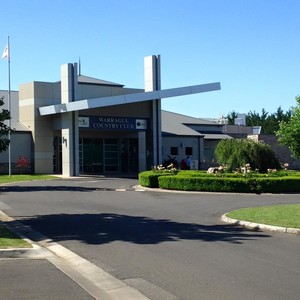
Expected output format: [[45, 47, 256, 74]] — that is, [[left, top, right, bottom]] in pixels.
[[1, 177, 300, 300]]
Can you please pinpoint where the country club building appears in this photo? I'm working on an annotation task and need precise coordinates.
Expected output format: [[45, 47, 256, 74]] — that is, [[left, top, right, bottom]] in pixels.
[[0, 55, 224, 176]]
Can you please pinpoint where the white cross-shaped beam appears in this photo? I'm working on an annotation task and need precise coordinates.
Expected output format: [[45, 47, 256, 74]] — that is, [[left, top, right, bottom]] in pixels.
[[39, 82, 221, 116]]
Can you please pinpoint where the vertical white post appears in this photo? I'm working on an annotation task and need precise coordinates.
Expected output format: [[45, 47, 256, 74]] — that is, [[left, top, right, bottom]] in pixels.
[[144, 55, 162, 166], [6, 36, 11, 176], [61, 63, 79, 177]]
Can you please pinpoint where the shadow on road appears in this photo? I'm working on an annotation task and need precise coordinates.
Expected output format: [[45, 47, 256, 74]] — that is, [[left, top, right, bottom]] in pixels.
[[15, 213, 270, 245], [0, 186, 116, 193]]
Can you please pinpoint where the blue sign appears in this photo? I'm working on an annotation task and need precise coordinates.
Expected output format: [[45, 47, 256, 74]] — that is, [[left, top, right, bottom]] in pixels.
[[79, 116, 148, 131]]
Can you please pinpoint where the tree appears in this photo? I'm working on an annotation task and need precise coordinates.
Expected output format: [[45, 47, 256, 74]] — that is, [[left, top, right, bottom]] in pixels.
[[227, 106, 292, 134], [226, 111, 238, 125], [215, 138, 281, 172], [276, 96, 300, 158], [0, 96, 11, 153], [246, 108, 268, 132]]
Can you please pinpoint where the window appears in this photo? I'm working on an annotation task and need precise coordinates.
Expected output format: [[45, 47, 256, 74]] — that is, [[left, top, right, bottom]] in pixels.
[[170, 147, 178, 155], [185, 147, 193, 156]]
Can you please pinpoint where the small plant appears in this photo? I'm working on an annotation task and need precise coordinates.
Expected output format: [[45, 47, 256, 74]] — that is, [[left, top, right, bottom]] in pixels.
[[234, 163, 261, 178], [241, 163, 251, 175], [15, 155, 30, 174], [207, 165, 226, 175], [282, 163, 289, 170], [152, 163, 178, 174], [163, 155, 178, 168]]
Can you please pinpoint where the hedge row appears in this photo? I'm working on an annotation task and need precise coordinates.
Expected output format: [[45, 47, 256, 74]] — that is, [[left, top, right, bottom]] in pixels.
[[176, 170, 295, 178], [138, 171, 176, 188], [138, 171, 300, 193], [158, 176, 300, 193]]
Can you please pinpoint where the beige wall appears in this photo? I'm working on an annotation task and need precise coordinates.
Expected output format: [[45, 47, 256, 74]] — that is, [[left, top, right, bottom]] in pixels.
[[19, 78, 153, 174], [19, 81, 60, 173], [78, 84, 142, 100], [162, 136, 202, 168], [80, 101, 152, 119], [77, 85, 148, 117]]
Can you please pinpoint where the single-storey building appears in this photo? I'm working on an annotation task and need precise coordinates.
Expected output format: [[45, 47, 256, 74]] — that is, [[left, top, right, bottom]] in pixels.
[[0, 55, 222, 176], [161, 110, 232, 170]]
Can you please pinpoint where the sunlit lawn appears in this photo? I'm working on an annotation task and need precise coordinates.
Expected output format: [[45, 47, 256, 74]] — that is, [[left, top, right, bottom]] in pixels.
[[227, 204, 300, 228], [0, 225, 31, 249], [0, 174, 57, 184], [0, 174, 57, 248]]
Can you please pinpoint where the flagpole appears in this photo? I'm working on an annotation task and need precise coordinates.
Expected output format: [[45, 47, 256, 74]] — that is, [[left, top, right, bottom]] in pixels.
[[7, 36, 11, 177]]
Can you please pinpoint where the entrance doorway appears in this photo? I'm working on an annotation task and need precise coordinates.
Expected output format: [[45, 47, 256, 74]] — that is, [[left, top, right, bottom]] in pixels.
[[79, 138, 138, 175], [80, 138, 103, 173]]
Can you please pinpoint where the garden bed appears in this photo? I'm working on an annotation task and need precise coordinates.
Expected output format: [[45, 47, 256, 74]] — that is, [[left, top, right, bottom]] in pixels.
[[139, 170, 300, 193]]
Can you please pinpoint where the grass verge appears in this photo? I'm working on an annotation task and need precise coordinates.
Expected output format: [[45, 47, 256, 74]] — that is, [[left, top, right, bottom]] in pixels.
[[0, 224, 31, 249], [227, 204, 300, 228], [0, 174, 57, 184], [0, 174, 56, 248]]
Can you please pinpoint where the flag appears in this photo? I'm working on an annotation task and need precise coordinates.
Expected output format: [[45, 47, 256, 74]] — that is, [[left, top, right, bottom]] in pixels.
[[2, 44, 9, 59]]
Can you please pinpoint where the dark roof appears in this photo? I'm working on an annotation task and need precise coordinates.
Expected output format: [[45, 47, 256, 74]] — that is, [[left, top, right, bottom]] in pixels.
[[78, 75, 124, 87], [162, 110, 232, 139], [162, 111, 202, 136], [162, 110, 219, 126]]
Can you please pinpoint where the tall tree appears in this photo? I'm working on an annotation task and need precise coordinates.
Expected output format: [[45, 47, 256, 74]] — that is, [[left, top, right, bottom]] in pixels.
[[276, 96, 300, 158], [226, 111, 238, 125], [0, 97, 11, 153], [227, 106, 292, 134]]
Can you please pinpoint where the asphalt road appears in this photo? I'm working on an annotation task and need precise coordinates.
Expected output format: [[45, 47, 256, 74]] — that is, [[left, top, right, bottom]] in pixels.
[[1, 177, 300, 300]]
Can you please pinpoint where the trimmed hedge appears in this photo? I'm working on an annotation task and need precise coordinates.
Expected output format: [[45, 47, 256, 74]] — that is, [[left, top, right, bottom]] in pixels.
[[176, 170, 292, 178], [139, 171, 300, 193], [256, 177, 300, 193], [138, 171, 176, 188], [158, 176, 251, 193], [158, 175, 300, 193]]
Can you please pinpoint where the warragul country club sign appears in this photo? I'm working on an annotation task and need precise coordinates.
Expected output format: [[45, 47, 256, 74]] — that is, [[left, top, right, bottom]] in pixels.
[[78, 116, 148, 131]]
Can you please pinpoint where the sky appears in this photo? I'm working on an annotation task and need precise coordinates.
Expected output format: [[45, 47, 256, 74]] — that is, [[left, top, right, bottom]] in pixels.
[[0, 0, 300, 119]]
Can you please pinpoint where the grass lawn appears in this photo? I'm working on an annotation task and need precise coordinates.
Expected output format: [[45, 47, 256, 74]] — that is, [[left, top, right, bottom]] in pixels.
[[0, 174, 57, 184], [227, 204, 300, 228], [0, 224, 32, 249], [0, 174, 56, 249]]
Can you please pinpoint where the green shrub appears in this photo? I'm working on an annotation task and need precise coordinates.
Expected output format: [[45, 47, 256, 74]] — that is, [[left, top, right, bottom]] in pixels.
[[215, 138, 281, 172], [179, 170, 290, 178], [158, 176, 251, 192], [139, 171, 160, 188], [157, 174, 300, 193], [139, 171, 176, 188], [257, 177, 300, 193], [139, 170, 300, 193], [177, 170, 212, 177]]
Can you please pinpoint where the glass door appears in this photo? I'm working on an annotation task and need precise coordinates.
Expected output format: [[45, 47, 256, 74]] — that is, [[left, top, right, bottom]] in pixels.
[[81, 138, 103, 173], [53, 137, 62, 174], [104, 139, 119, 172], [120, 138, 138, 173]]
